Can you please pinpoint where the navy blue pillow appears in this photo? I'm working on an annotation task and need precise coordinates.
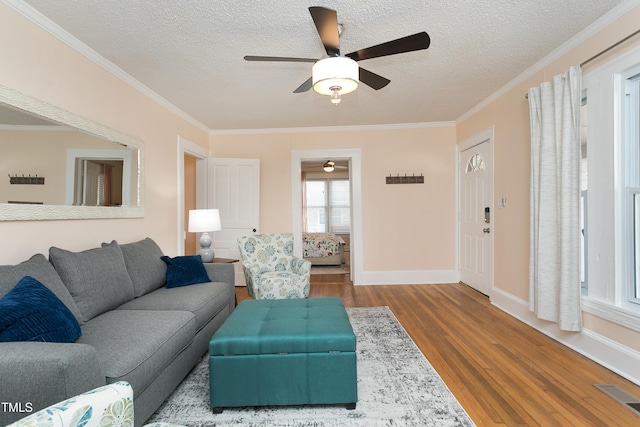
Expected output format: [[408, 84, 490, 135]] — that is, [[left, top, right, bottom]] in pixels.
[[160, 255, 210, 288], [0, 276, 81, 343]]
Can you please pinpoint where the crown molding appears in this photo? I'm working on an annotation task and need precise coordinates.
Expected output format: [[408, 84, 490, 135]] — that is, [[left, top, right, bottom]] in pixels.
[[210, 120, 455, 136]]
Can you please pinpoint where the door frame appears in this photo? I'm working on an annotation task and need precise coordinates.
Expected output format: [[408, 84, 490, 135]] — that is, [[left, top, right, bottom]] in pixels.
[[291, 148, 363, 285], [457, 126, 494, 296], [177, 135, 209, 255]]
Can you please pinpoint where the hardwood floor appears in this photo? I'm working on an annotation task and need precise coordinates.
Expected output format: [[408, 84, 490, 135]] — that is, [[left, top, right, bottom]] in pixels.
[[235, 279, 640, 426]]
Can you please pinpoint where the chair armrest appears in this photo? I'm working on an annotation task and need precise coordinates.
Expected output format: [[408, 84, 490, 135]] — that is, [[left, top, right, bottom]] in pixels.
[[0, 342, 104, 426], [240, 264, 264, 299], [7, 381, 133, 427], [290, 257, 312, 277]]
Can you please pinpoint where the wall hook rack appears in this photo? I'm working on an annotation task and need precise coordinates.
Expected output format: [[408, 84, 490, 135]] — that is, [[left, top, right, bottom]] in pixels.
[[386, 173, 424, 184], [8, 174, 45, 185]]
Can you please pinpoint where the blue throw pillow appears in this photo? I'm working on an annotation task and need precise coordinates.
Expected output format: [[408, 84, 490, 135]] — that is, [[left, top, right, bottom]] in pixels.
[[160, 255, 210, 288], [0, 276, 82, 343]]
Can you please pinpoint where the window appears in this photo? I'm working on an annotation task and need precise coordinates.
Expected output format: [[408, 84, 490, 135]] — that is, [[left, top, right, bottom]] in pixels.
[[305, 180, 327, 232], [465, 154, 485, 173], [581, 93, 588, 294], [582, 44, 640, 325], [329, 180, 351, 233], [624, 70, 640, 304], [305, 179, 350, 233]]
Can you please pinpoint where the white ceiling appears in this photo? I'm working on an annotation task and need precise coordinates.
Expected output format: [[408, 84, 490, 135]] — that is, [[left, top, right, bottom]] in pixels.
[[13, 0, 627, 132]]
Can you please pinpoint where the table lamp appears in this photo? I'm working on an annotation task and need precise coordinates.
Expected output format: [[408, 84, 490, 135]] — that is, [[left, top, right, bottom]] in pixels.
[[188, 209, 222, 262]]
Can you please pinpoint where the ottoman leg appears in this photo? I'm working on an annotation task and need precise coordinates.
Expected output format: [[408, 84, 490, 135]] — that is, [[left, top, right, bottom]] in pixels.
[[212, 407, 224, 414], [346, 402, 356, 410]]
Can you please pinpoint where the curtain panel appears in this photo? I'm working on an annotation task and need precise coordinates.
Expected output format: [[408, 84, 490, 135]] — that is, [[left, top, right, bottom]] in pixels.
[[528, 65, 583, 332]]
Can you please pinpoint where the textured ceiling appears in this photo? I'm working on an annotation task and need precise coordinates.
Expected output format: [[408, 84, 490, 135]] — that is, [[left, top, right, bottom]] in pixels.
[[14, 0, 625, 131]]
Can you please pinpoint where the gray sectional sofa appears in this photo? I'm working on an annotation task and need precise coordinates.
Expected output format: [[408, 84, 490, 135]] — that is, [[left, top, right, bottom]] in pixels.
[[0, 237, 235, 427]]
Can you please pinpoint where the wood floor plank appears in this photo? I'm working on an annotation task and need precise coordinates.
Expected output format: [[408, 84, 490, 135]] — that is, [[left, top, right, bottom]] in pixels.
[[235, 282, 640, 425]]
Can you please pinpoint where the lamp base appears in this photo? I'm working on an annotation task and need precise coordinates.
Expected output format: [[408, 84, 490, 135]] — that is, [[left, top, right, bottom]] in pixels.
[[198, 232, 215, 263]]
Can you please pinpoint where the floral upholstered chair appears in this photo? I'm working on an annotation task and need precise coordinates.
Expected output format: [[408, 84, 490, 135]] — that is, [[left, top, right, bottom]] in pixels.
[[237, 233, 311, 299], [8, 381, 183, 427]]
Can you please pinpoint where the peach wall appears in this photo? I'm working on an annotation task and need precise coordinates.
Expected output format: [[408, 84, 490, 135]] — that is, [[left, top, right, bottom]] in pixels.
[[212, 125, 457, 272], [0, 3, 210, 264], [457, 5, 640, 357]]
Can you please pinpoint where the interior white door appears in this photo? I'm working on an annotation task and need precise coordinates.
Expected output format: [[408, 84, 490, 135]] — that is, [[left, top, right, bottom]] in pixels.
[[459, 140, 493, 295], [208, 158, 260, 287]]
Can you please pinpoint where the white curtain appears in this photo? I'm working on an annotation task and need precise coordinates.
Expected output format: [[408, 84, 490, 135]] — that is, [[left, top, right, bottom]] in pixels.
[[528, 65, 582, 332]]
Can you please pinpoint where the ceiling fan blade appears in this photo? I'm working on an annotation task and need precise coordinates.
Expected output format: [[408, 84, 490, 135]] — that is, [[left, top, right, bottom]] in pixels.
[[309, 6, 340, 57], [244, 55, 317, 63], [359, 67, 390, 90], [293, 77, 313, 93], [345, 32, 431, 62]]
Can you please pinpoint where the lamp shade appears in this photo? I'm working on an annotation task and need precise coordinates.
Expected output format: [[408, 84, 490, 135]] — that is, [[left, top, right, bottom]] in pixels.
[[312, 57, 359, 95], [188, 209, 221, 233]]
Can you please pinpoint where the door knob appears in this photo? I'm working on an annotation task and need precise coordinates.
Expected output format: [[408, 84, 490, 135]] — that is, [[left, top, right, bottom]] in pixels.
[[483, 228, 490, 233]]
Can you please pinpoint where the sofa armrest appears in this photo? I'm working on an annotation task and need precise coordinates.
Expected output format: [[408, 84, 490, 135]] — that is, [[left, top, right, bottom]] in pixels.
[[203, 262, 235, 311], [0, 342, 104, 426]]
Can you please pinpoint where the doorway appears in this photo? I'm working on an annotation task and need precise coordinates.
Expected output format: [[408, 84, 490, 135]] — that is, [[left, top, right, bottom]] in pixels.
[[65, 148, 133, 206], [184, 154, 198, 254], [301, 160, 351, 278], [177, 136, 209, 255], [458, 128, 494, 296], [291, 148, 363, 285]]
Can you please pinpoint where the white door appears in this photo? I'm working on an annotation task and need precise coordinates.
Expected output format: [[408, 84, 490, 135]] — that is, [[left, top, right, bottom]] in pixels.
[[459, 140, 493, 295], [208, 158, 260, 287]]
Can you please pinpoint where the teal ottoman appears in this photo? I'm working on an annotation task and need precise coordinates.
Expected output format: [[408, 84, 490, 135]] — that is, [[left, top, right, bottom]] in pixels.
[[209, 297, 357, 412]]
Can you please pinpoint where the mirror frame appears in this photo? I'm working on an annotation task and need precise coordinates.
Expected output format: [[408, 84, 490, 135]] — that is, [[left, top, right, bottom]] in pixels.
[[0, 84, 145, 221]]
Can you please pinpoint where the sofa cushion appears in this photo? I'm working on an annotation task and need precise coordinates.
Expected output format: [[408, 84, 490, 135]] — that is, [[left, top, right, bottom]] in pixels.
[[117, 281, 231, 333], [0, 254, 83, 325], [0, 276, 81, 343], [160, 255, 210, 288], [49, 241, 134, 322], [110, 238, 166, 297], [75, 310, 195, 394]]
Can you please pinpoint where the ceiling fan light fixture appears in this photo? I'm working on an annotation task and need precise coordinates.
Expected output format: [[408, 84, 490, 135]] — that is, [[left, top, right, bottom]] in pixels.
[[323, 161, 335, 172], [312, 57, 359, 104]]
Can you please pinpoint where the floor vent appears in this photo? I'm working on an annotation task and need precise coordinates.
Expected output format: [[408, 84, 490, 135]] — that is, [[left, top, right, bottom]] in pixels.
[[594, 384, 640, 416]]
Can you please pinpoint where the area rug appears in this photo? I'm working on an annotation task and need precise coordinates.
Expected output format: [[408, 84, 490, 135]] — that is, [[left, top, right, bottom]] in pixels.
[[146, 307, 475, 427]]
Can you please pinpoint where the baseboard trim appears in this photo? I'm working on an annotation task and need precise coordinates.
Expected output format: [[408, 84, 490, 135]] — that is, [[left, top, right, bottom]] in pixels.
[[491, 287, 640, 387], [360, 269, 459, 285]]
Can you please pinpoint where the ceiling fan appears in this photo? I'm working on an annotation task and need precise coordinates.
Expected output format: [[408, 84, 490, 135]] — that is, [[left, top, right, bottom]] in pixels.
[[244, 6, 431, 105], [302, 160, 348, 172]]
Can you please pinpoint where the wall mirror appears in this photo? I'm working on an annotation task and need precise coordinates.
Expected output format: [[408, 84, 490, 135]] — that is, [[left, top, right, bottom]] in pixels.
[[0, 85, 144, 220]]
